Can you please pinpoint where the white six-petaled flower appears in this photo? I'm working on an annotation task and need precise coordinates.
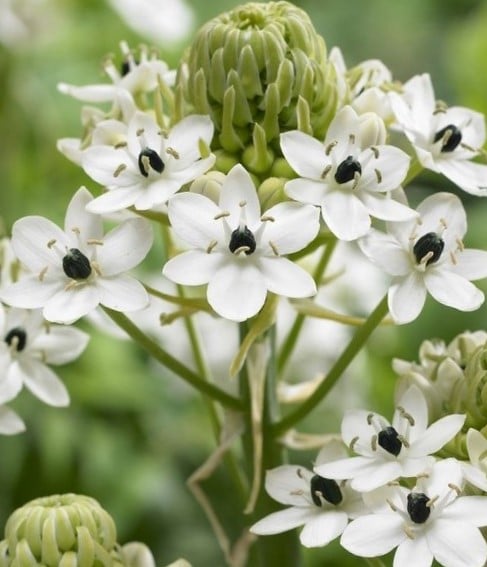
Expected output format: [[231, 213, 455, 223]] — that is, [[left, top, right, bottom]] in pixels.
[[359, 191, 487, 324], [1, 187, 153, 324], [81, 111, 215, 213], [162, 164, 319, 322], [390, 73, 487, 196], [250, 441, 366, 548], [315, 385, 465, 492], [0, 305, 89, 407], [341, 459, 487, 567], [280, 105, 415, 241]]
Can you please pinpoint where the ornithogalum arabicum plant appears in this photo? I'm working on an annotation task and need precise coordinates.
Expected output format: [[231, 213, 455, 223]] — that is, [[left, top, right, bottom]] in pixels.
[[3, 2, 487, 566]]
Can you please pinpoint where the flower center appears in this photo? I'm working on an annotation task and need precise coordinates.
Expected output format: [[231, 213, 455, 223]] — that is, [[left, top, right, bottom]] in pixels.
[[4, 327, 27, 352], [62, 248, 92, 280], [334, 155, 362, 184], [433, 124, 462, 153], [407, 492, 431, 524], [138, 148, 165, 177], [413, 232, 445, 266], [377, 426, 402, 456], [228, 226, 256, 255], [310, 475, 343, 506]]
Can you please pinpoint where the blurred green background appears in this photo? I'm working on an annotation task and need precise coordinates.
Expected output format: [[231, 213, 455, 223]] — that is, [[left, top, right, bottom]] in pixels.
[[1, 0, 487, 565]]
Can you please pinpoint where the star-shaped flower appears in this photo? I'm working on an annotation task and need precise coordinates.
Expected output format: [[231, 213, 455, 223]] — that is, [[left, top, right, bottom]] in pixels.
[[280, 105, 415, 241], [359, 192, 487, 324], [162, 164, 319, 322], [58, 41, 175, 104], [315, 385, 465, 492], [341, 459, 487, 567], [250, 441, 366, 548], [390, 73, 487, 196], [81, 111, 215, 213], [1, 187, 153, 324], [0, 305, 89, 407]]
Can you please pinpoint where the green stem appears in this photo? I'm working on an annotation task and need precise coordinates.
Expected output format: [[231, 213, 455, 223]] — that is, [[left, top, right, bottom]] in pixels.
[[272, 294, 389, 436], [364, 558, 388, 567], [103, 308, 242, 410], [277, 238, 337, 374], [403, 156, 423, 186]]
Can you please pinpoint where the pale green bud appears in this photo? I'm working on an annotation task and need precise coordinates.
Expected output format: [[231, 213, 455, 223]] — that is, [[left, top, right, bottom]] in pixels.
[[189, 171, 226, 203], [358, 112, 387, 146], [0, 494, 155, 567], [176, 1, 339, 179], [258, 177, 287, 210]]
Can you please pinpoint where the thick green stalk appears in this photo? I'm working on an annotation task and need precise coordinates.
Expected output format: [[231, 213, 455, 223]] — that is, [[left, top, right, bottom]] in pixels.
[[240, 325, 302, 567], [103, 308, 242, 410], [272, 295, 389, 436]]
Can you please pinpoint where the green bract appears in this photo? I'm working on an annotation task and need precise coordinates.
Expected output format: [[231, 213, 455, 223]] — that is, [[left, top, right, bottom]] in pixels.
[[0, 494, 150, 567], [176, 1, 339, 179]]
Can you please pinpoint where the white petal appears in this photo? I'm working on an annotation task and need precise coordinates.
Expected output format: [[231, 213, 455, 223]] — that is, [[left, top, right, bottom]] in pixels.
[[437, 159, 487, 196], [359, 145, 410, 192], [167, 192, 223, 248], [58, 82, 120, 103], [315, 456, 374, 481], [341, 409, 386, 449], [33, 326, 89, 365], [56, 138, 83, 165], [85, 187, 141, 214], [442, 496, 487, 527], [451, 249, 487, 281], [163, 250, 225, 286], [392, 385, 428, 443], [0, 405, 25, 435], [1, 277, 64, 310], [82, 146, 139, 188], [97, 219, 153, 276], [207, 262, 267, 321], [322, 191, 371, 241], [341, 514, 404, 557], [167, 115, 214, 164], [359, 229, 411, 276], [11, 216, 69, 271], [258, 257, 316, 298], [127, 111, 161, 154], [43, 286, 101, 324], [132, 178, 183, 210], [407, 414, 465, 457], [360, 193, 417, 222], [250, 507, 315, 535], [280, 131, 329, 179], [285, 178, 327, 206], [315, 440, 349, 465], [461, 463, 487, 492], [265, 465, 312, 507], [20, 359, 70, 406], [64, 187, 103, 241], [388, 273, 427, 324], [466, 428, 487, 466], [97, 276, 149, 312], [416, 192, 466, 241], [0, 363, 24, 404], [394, 535, 433, 567], [300, 510, 348, 548], [427, 519, 487, 567], [425, 269, 484, 311], [351, 460, 403, 492], [219, 165, 261, 226]]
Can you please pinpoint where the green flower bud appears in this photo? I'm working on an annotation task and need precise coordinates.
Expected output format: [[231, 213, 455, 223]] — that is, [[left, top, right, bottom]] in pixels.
[[189, 171, 226, 203], [258, 177, 287, 210], [0, 494, 154, 567], [177, 1, 339, 177]]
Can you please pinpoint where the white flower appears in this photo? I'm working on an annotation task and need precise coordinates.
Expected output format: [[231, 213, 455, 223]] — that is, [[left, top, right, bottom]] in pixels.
[[250, 441, 366, 548], [162, 164, 319, 322], [359, 192, 487, 324], [341, 459, 487, 567], [0, 305, 88, 406], [1, 187, 152, 324], [390, 73, 487, 196], [281, 105, 415, 241], [315, 385, 465, 492], [0, 404, 25, 435], [108, 0, 194, 45], [58, 41, 175, 104], [81, 111, 215, 213], [462, 428, 487, 492]]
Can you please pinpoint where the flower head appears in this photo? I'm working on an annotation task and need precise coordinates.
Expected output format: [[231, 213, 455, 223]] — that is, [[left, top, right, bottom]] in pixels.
[[162, 164, 319, 321], [281, 105, 415, 241], [315, 385, 465, 492], [359, 192, 487, 324], [1, 187, 153, 324], [341, 459, 487, 567], [81, 111, 215, 213], [250, 441, 365, 547], [390, 73, 487, 196]]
